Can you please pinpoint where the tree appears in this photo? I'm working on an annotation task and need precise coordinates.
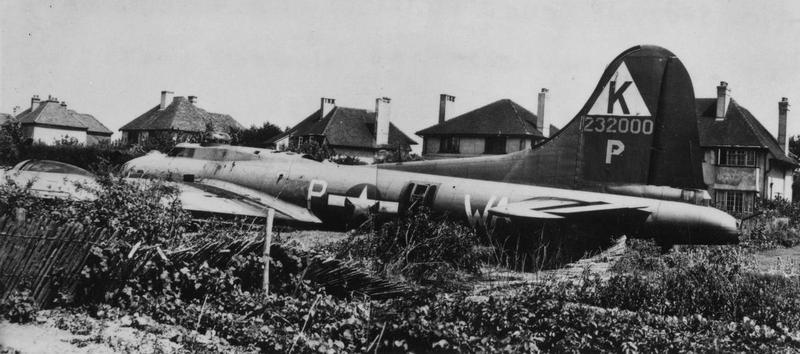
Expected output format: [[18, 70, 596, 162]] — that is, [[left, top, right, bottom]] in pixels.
[[230, 122, 283, 148], [789, 135, 800, 158]]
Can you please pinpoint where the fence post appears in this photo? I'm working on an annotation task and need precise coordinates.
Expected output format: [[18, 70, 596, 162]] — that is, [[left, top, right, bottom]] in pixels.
[[262, 208, 275, 295]]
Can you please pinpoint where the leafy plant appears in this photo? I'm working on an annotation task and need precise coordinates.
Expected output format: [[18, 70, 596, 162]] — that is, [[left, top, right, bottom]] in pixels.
[[0, 289, 38, 323]]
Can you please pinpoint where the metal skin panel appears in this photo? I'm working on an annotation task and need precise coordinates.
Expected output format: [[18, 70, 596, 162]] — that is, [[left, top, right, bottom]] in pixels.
[[381, 45, 706, 193]]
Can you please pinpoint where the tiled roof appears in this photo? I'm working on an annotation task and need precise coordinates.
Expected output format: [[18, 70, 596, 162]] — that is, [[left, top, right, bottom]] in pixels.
[[696, 98, 797, 166], [72, 112, 113, 135], [120, 96, 243, 132], [416, 99, 545, 137], [267, 106, 417, 149], [16, 101, 88, 130]]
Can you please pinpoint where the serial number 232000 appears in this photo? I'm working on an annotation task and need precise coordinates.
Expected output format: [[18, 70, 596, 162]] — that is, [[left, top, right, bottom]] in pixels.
[[582, 116, 654, 135]]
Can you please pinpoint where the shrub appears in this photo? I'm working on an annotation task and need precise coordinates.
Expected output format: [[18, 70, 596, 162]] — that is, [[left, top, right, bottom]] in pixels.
[[230, 122, 283, 148], [0, 289, 38, 323], [329, 208, 482, 286], [574, 246, 800, 331], [11, 143, 142, 173], [741, 198, 800, 248]]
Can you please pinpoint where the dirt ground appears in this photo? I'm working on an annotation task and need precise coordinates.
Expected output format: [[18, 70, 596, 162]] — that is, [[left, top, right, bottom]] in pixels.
[[0, 308, 251, 354]]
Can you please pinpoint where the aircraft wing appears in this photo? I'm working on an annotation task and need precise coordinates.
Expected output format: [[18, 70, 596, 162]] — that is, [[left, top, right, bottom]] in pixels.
[[488, 198, 649, 221], [175, 179, 322, 224]]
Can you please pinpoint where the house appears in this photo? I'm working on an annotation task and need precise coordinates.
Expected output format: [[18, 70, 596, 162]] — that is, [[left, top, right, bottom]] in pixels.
[[120, 91, 243, 145], [266, 97, 417, 160], [14, 95, 113, 145], [697, 82, 798, 213], [416, 90, 556, 159]]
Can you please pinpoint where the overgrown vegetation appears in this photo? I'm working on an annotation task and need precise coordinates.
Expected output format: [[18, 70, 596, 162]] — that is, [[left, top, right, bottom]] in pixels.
[[741, 198, 800, 248], [329, 208, 483, 288], [0, 122, 142, 172], [230, 122, 283, 148]]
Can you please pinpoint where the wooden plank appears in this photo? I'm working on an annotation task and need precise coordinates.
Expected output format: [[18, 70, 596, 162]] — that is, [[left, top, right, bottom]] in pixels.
[[5, 219, 59, 297], [37, 224, 98, 306], [0, 218, 26, 275], [32, 223, 86, 305], [0, 219, 46, 301], [262, 208, 275, 294], [23, 222, 63, 291]]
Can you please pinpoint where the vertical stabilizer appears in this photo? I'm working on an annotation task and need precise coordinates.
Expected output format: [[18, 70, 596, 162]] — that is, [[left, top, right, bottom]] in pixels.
[[383, 45, 707, 191]]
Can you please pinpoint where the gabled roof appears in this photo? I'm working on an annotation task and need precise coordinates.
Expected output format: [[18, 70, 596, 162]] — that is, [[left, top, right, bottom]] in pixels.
[[72, 112, 113, 135], [16, 101, 88, 130], [120, 96, 243, 132], [416, 99, 545, 137], [696, 98, 797, 166], [267, 106, 417, 149]]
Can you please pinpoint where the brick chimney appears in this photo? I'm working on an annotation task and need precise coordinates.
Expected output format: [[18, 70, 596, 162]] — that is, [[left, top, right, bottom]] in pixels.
[[320, 97, 335, 119], [160, 90, 174, 110], [537, 88, 550, 138], [375, 97, 391, 147], [188, 95, 198, 104], [438, 94, 456, 124], [30, 95, 40, 111], [716, 81, 729, 120], [779, 97, 790, 153]]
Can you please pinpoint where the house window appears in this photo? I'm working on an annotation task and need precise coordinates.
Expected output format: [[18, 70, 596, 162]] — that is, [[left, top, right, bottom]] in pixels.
[[717, 149, 756, 167], [518, 139, 528, 151], [485, 137, 507, 154], [439, 136, 459, 153], [714, 190, 754, 214]]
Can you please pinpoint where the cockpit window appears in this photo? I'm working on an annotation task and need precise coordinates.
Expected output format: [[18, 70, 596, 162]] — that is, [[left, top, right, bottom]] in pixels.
[[14, 160, 93, 176], [167, 147, 196, 158]]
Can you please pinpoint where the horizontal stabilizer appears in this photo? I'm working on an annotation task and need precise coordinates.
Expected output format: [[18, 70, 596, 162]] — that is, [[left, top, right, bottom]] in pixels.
[[489, 204, 565, 220], [488, 198, 649, 221], [547, 203, 648, 215], [176, 179, 322, 223]]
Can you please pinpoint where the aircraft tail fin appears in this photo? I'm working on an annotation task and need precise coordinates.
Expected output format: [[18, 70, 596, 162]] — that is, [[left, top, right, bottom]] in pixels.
[[383, 45, 706, 191], [498, 45, 706, 190], [548, 45, 706, 189]]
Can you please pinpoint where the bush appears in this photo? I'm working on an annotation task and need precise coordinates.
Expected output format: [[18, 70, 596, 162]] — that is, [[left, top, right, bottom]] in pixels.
[[230, 122, 283, 148], [574, 246, 800, 332], [12, 143, 142, 173], [329, 208, 483, 286], [0, 289, 38, 323], [741, 198, 800, 248]]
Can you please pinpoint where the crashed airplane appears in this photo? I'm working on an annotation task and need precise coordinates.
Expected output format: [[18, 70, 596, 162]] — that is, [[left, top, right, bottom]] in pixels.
[[0, 45, 739, 247]]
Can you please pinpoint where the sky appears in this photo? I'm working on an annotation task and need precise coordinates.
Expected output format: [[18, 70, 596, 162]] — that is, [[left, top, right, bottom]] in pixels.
[[2, 0, 800, 151]]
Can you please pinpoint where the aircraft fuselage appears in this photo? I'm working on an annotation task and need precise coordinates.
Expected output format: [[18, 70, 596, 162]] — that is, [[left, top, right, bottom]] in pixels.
[[124, 146, 739, 246]]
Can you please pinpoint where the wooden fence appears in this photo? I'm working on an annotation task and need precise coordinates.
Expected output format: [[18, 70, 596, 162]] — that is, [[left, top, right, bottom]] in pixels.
[[0, 216, 114, 306]]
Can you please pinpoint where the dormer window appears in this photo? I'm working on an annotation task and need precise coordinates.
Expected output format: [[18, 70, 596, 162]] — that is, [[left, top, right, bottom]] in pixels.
[[717, 148, 755, 167]]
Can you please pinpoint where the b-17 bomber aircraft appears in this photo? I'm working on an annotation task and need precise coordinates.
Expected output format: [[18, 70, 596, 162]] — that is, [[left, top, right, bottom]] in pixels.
[[119, 45, 738, 247]]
